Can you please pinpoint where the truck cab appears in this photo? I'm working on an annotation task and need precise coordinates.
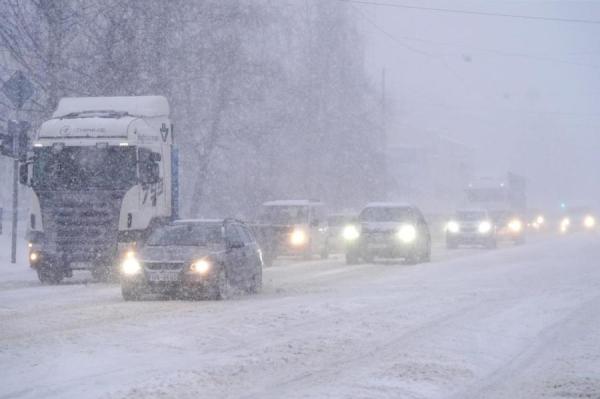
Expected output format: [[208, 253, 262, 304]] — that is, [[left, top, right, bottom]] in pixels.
[[21, 96, 174, 283]]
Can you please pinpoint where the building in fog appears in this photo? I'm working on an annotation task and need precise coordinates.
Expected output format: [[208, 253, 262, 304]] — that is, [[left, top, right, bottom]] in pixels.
[[387, 136, 474, 213]]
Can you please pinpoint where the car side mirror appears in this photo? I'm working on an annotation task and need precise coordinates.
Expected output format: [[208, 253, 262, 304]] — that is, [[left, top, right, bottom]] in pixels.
[[140, 160, 160, 184], [228, 240, 244, 249]]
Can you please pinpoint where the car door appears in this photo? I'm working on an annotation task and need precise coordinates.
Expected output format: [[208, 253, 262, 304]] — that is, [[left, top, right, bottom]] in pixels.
[[224, 223, 245, 287], [236, 224, 261, 286]]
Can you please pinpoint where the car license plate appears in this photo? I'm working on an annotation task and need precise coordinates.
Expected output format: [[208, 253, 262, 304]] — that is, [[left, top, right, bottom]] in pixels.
[[147, 271, 180, 282]]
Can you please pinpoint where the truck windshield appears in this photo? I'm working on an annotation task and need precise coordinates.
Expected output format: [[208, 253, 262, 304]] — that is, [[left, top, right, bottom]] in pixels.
[[146, 224, 224, 247], [259, 206, 309, 224], [32, 146, 137, 190], [360, 207, 412, 222], [466, 188, 506, 203], [457, 211, 487, 221]]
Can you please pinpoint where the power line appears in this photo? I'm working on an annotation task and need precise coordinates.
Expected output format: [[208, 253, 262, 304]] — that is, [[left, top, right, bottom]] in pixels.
[[339, 0, 600, 25]]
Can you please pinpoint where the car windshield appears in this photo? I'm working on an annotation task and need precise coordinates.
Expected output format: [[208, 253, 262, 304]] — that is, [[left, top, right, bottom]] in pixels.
[[327, 215, 353, 227], [146, 223, 224, 247], [359, 207, 412, 222], [259, 206, 309, 224], [32, 146, 137, 190], [457, 211, 487, 221]]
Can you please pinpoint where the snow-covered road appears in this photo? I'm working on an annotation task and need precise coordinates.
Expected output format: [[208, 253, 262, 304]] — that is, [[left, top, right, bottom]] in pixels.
[[1, 234, 599, 399]]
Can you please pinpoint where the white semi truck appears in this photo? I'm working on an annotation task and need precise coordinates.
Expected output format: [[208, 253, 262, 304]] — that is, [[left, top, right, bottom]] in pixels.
[[20, 96, 177, 283]]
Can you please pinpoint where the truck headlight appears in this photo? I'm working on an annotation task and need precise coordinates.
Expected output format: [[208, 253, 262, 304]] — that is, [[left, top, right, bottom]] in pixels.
[[342, 225, 360, 241], [584, 215, 596, 229], [477, 221, 492, 234], [446, 221, 460, 234], [397, 224, 417, 243], [29, 252, 40, 262], [191, 259, 211, 274], [290, 229, 308, 247], [508, 219, 523, 232], [121, 251, 141, 275]]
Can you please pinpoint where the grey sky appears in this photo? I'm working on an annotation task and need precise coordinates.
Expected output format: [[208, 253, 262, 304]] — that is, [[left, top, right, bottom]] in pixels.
[[354, 0, 600, 208]]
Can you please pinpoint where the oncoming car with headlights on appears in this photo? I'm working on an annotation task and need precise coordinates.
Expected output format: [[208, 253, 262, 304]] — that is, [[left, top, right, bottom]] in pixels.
[[253, 200, 329, 265], [344, 203, 431, 265], [491, 211, 526, 245], [119, 219, 263, 301], [558, 206, 596, 234], [445, 209, 497, 249]]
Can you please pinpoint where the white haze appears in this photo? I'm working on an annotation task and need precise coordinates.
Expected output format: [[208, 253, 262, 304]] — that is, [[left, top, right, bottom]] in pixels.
[[358, 0, 600, 210]]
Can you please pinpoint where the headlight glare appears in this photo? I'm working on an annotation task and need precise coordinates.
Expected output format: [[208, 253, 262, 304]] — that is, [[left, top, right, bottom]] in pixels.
[[121, 252, 141, 275], [478, 221, 492, 234], [397, 224, 417, 243], [29, 252, 39, 262], [508, 219, 523, 232], [290, 229, 308, 247], [584, 215, 596, 229], [342, 225, 360, 241], [191, 259, 211, 274], [446, 221, 460, 234]]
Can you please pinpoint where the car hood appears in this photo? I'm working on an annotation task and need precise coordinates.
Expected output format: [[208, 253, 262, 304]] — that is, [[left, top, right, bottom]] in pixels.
[[139, 245, 222, 263], [360, 221, 407, 232]]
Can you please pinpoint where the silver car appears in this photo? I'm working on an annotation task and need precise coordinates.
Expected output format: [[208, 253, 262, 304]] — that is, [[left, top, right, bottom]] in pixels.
[[119, 219, 263, 300]]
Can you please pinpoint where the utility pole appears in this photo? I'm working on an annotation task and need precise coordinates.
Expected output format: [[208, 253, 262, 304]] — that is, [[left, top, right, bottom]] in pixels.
[[381, 67, 388, 199], [11, 108, 20, 263]]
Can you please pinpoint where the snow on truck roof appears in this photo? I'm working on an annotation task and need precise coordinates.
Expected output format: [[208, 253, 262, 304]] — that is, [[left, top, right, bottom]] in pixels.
[[262, 200, 323, 207], [53, 96, 170, 118], [364, 202, 413, 209]]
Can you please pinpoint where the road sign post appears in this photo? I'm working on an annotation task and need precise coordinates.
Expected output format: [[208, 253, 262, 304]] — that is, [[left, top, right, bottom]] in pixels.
[[2, 71, 34, 264]]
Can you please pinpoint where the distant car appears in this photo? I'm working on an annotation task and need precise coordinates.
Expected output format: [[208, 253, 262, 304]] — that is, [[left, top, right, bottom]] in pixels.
[[254, 200, 329, 265], [119, 219, 263, 300], [344, 203, 431, 265], [491, 210, 526, 245], [559, 206, 596, 234], [446, 209, 497, 249]]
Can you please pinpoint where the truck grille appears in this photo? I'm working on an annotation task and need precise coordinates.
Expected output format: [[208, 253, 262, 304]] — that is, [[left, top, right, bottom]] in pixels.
[[39, 191, 125, 263]]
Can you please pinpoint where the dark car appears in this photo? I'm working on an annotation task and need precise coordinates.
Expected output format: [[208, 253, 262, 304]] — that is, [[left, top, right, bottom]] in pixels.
[[119, 219, 263, 300], [344, 203, 431, 265]]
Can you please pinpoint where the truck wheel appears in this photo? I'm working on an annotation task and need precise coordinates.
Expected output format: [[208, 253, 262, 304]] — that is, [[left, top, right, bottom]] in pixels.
[[250, 267, 262, 294], [121, 282, 142, 301], [320, 246, 330, 260], [37, 264, 64, 285]]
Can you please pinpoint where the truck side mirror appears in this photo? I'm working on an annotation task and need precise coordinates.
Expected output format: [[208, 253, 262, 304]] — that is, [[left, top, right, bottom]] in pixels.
[[19, 163, 29, 186], [139, 151, 161, 185]]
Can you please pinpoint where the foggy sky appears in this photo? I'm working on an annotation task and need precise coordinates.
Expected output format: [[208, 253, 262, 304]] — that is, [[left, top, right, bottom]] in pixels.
[[356, 0, 600, 209]]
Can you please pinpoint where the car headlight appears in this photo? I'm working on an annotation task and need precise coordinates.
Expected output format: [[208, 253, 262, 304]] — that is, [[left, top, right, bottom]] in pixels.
[[560, 218, 570, 233], [342, 225, 360, 241], [290, 229, 308, 246], [121, 251, 141, 275], [29, 252, 40, 262], [190, 259, 211, 274], [584, 215, 596, 229], [446, 221, 460, 234], [478, 221, 492, 234], [508, 219, 523, 232], [536, 215, 544, 225], [397, 224, 417, 243]]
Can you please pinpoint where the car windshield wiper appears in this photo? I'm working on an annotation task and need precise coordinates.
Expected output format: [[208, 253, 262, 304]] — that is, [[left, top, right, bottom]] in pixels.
[[59, 110, 132, 119]]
